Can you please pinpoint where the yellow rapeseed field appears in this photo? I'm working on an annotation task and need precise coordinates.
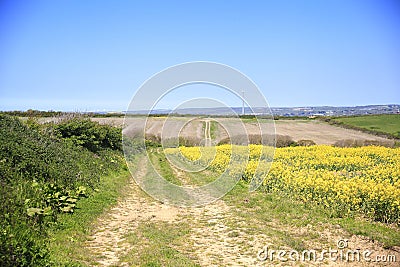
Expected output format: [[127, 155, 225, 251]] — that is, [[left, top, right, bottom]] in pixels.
[[165, 145, 400, 223]]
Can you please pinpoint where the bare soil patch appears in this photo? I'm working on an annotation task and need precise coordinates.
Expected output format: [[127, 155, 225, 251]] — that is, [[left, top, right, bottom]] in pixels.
[[274, 120, 392, 145]]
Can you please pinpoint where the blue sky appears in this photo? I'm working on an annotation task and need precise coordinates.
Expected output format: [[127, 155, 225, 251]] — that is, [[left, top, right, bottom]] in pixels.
[[0, 0, 399, 111]]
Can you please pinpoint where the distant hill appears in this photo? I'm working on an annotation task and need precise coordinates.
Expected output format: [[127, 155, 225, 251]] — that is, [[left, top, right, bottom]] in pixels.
[[2, 104, 399, 117], [125, 104, 400, 117]]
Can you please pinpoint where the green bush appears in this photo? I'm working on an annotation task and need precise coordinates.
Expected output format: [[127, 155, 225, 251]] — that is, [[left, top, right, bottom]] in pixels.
[[0, 115, 124, 266], [54, 118, 122, 152]]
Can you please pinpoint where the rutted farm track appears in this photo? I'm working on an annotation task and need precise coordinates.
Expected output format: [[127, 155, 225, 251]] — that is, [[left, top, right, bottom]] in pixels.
[[86, 157, 270, 266], [85, 155, 400, 266], [86, 157, 267, 266], [204, 120, 212, 147]]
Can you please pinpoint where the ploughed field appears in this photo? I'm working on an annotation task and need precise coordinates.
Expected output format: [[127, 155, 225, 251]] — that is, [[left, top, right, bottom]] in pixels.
[[96, 117, 395, 146]]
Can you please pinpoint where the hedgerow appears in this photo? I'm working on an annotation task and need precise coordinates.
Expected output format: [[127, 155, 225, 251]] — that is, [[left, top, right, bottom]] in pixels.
[[0, 115, 124, 266]]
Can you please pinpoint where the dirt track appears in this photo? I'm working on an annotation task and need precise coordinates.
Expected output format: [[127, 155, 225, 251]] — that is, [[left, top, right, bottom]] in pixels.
[[86, 155, 400, 266]]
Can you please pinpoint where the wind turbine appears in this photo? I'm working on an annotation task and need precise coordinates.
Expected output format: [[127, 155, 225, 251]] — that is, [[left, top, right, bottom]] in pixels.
[[241, 90, 245, 115]]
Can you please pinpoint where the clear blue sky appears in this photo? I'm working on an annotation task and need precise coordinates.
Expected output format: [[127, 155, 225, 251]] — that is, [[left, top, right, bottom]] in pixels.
[[0, 0, 399, 111]]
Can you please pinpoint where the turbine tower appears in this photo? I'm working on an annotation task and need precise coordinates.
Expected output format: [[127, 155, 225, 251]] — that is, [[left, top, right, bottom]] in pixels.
[[241, 90, 245, 115]]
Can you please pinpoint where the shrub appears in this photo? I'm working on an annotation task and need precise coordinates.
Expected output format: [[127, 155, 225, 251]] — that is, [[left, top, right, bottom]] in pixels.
[[275, 135, 297, 147], [334, 139, 395, 148], [54, 118, 122, 152], [217, 134, 276, 146], [144, 135, 203, 148], [297, 139, 316, 146]]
